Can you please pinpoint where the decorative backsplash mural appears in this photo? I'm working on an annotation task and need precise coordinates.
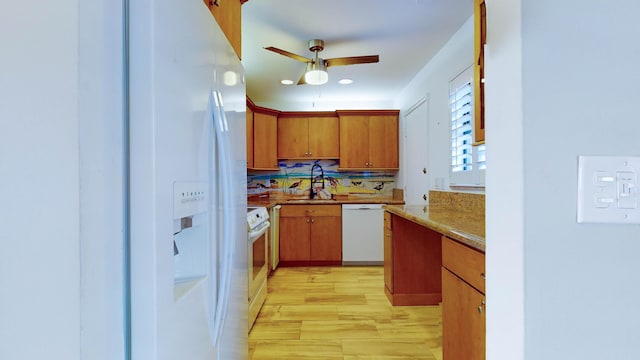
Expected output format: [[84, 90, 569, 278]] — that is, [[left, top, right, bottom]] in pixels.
[[248, 160, 396, 199]]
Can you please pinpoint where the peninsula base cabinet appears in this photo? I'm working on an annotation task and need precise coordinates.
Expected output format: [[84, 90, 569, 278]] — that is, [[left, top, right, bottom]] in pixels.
[[279, 205, 342, 266], [383, 213, 442, 306], [442, 236, 486, 360]]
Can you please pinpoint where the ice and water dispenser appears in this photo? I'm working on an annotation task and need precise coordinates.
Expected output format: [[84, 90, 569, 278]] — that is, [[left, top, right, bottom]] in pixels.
[[172, 181, 211, 298]]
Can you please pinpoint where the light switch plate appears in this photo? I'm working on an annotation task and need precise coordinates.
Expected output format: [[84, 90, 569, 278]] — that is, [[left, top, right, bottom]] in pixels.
[[577, 156, 640, 224]]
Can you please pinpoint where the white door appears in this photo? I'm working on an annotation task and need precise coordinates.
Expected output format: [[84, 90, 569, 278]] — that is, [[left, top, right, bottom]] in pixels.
[[404, 96, 430, 205]]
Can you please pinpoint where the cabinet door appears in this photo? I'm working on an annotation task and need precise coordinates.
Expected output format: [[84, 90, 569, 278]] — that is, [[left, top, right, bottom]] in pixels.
[[473, 0, 486, 143], [442, 268, 486, 360], [339, 115, 369, 169], [277, 116, 309, 159], [279, 217, 310, 261], [204, 0, 242, 58], [310, 216, 342, 261], [253, 112, 279, 170], [368, 115, 399, 169], [308, 116, 339, 159], [442, 236, 485, 293], [246, 106, 254, 168]]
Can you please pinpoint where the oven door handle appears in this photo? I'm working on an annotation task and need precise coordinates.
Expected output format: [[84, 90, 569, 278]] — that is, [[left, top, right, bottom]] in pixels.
[[248, 221, 270, 243]]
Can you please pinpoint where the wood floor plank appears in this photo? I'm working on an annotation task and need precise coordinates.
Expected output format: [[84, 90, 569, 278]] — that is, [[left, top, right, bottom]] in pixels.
[[299, 319, 379, 339], [263, 293, 305, 306], [342, 339, 436, 359], [268, 282, 335, 294], [334, 281, 385, 294], [251, 339, 343, 360], [258, 304, 339, 321], [377, 320, 441, 340], [248, 320, 302, 340], [304, 293, 367, 305], [337, 304, 394, 322]]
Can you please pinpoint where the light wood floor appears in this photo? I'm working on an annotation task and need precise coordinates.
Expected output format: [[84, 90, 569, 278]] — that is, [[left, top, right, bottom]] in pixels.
[[248, 266, 442, 360]]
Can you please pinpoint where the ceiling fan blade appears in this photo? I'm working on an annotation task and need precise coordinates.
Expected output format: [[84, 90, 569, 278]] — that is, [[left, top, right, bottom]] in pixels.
[[297, 71, 307, 85], [325, 55, 379, 67], [264, 46, 312, 63]]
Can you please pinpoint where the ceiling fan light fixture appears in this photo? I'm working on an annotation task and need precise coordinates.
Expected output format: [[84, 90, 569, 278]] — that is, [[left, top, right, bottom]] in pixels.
[[304, 61, 328, 85]]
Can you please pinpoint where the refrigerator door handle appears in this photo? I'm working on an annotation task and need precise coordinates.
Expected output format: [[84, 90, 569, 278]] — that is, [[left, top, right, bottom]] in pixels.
[[208, 89, 236, 348]]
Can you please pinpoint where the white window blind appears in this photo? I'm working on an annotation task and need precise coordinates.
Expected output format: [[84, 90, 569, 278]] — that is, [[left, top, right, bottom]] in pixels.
[[450, 69, 473, 173], [449, 65, 485, 187]]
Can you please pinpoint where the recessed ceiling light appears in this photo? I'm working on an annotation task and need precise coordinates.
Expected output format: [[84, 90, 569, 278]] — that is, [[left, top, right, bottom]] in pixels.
[[338, 78, 353, 85], [281, 79, 294, 85]]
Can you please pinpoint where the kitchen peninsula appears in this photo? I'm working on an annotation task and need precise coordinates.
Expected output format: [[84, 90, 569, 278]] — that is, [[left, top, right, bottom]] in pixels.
[[384, 190, 485, 360]]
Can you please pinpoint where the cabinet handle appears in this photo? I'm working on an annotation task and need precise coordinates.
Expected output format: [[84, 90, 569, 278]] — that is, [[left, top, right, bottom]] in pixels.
[[478, 300, 486, 314], [365, 162, 369, 166], [311, 218, 315, 223], [306, 219, 310, 223], [369, 162, 373, 167], [306, 209, 314, 213]]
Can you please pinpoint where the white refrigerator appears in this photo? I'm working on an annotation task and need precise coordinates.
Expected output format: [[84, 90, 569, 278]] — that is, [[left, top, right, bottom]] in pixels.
[[129, 1, 247, 359]]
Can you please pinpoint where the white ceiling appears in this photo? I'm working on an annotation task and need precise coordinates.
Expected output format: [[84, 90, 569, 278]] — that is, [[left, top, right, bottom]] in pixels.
[[241, 0, 472, 111]]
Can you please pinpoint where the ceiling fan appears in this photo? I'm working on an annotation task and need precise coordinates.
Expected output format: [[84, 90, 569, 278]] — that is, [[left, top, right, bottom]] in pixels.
[[264, 39, 379, 85]]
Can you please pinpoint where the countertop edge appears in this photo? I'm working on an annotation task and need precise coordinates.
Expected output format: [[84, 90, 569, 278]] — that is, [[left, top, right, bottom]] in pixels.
[[384, 205, 485, 253], [248, 198, 405, 209]]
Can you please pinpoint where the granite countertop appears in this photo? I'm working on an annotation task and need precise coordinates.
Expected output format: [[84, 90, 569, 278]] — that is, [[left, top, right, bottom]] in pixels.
[[384, 204, 485, 252]]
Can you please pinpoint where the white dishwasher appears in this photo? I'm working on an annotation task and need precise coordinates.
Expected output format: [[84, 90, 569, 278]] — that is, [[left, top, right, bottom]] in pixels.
[[342, 204, 384, 265]]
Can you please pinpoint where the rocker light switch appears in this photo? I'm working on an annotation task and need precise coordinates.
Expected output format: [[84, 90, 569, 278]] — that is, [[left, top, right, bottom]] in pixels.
[[577, 156, 640, 224]]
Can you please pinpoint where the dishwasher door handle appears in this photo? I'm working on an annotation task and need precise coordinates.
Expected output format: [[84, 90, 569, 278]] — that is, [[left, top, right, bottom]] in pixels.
[[342, 204, 383, 211]]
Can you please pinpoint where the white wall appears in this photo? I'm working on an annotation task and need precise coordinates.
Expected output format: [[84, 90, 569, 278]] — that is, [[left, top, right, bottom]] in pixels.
[[255, 99, 395, 112], [0, 2, 124, 359], [78, 1, 126, 359], [487, 0, 640, 359], [484, 0, 524, 359], [0, 2, 81, 359], [394, 16, 475, 193]]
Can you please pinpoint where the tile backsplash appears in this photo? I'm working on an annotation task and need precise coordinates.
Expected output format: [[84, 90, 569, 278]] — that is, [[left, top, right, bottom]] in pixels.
[[248, 160, 396, 199]]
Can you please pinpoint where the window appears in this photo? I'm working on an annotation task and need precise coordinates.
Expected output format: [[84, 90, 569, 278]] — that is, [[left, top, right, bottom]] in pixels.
[[449, 66, 485, 187]]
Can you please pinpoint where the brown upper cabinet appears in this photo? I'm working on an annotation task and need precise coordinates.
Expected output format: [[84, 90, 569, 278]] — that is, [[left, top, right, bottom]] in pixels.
[[203, 0, 243, 58], [337, 110, 399, 170], [247, 99, 279, 170], [474, 0, 486, 144], [277, 112, 339, 159]]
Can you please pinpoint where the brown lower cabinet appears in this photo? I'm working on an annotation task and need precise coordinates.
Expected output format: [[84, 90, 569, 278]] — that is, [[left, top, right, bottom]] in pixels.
[[279, 205, 342, 266], [383, 212, 442, 305], [442, 236, 486, 360]]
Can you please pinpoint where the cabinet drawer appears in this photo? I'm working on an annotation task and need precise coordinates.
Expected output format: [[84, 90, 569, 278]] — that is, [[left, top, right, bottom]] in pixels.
[[384, 211, 392, 230], [442, 236, 485, 293], [280, 204, 341, 217]]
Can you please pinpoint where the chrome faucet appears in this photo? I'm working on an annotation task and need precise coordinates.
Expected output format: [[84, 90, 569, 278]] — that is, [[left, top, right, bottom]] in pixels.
[[310, 163, 324, 199]]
